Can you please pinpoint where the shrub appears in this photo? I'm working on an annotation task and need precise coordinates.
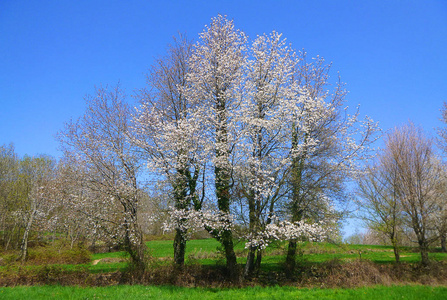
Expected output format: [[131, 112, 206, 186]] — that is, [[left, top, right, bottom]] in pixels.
[[27, 245, 91, 265]]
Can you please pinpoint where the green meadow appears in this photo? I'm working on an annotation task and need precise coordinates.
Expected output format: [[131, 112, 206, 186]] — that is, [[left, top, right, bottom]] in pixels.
[[2, 239, 447, 274], [83, 239, 447, 274]]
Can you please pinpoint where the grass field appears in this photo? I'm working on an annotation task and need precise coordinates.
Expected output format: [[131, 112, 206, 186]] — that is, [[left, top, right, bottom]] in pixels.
[[0, 285, 446, 299], [84, 239, 447, 273], [2, 239, 447, 274]]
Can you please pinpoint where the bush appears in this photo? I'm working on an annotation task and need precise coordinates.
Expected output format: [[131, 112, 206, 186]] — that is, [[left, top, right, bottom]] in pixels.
[[27, 245, 91, 265]]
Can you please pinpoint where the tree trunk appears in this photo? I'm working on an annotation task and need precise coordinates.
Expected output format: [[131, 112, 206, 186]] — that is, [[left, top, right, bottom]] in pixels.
[[419, 239, 430, 266], [244, 247, 263, 278], [212, 92, 238, 277], [215, 162, 237, 276], [390, 234, 400, 263], [172, 171, 189, 267], [122, 206, 146, 272], [173, 228, 187, 267], [285, 240, 297, 276], [90, 236, 97, 253], [5, 234, 11, 251], [5, 224, 16, 251], [441, 233, 446, 253], [20, 227, 30, 262], [393, 244, 400, 263], [221, 229, 238, 276], [254, 249, 262, 274], [286, 129, 307, 274], [20, 210, 36, 262], [244, 246, 256, 277], [244, 189, 259, 278]]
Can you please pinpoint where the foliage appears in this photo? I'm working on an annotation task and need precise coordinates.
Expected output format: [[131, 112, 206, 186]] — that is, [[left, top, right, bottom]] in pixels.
[[133, 15, 377, 277]]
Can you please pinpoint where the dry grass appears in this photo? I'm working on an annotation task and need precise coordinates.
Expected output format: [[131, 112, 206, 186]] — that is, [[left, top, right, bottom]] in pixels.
[[2, 259, 447, 288], [26, 246, 91, 265]]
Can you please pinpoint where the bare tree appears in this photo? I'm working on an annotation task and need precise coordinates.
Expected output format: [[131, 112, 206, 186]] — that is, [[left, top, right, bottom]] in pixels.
[[387, 123, 444, 265], [59, 85, 146, 270], [356, 159, 404, 263]]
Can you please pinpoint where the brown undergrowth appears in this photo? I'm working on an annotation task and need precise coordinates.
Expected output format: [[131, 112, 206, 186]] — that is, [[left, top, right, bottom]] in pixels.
[[0, 245, 91, 266], [1, 259, 447, 288]]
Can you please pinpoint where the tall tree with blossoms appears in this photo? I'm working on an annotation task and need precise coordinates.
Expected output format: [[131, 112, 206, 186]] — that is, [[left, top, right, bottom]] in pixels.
[[133, 35, 205, 267], [236, 31, 297, 277], [283, 53, 378, 274], [184, 15, 247, 275]]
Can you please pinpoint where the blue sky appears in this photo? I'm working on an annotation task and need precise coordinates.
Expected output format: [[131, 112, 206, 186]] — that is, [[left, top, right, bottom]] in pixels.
[[1, 1, 446, 236]]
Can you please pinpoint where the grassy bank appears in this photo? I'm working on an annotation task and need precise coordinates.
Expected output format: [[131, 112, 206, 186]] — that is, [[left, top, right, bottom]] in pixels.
[[88, 239, 447, 273], [1, 239, 447, 288]]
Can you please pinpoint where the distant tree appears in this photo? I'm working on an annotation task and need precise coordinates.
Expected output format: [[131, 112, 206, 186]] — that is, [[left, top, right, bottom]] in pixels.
[[345, 230, 365, 245], [0, 146, 58, 259], [432, 193, 447, 252], [14, 155, 57, 261], [0, 143, 20, 250]]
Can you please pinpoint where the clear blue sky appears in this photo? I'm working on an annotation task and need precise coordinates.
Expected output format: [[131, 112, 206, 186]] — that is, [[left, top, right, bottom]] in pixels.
[[1, 1, 446, 236]]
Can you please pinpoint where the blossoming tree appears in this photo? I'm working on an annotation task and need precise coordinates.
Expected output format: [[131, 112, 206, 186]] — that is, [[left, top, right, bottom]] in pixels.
[[59, 86, 146, 270]]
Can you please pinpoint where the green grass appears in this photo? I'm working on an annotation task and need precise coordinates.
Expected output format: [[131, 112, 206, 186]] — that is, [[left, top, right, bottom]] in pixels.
[[0, 285, 446, 299], [147, 239, 225, 257], [82, 239, 447, 273]]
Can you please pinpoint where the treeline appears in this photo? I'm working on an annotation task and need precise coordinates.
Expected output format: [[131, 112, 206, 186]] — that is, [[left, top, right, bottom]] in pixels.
[[1, 15, 445, 279], [0, 144, 141, 262], [0, 147, 57, 261]]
